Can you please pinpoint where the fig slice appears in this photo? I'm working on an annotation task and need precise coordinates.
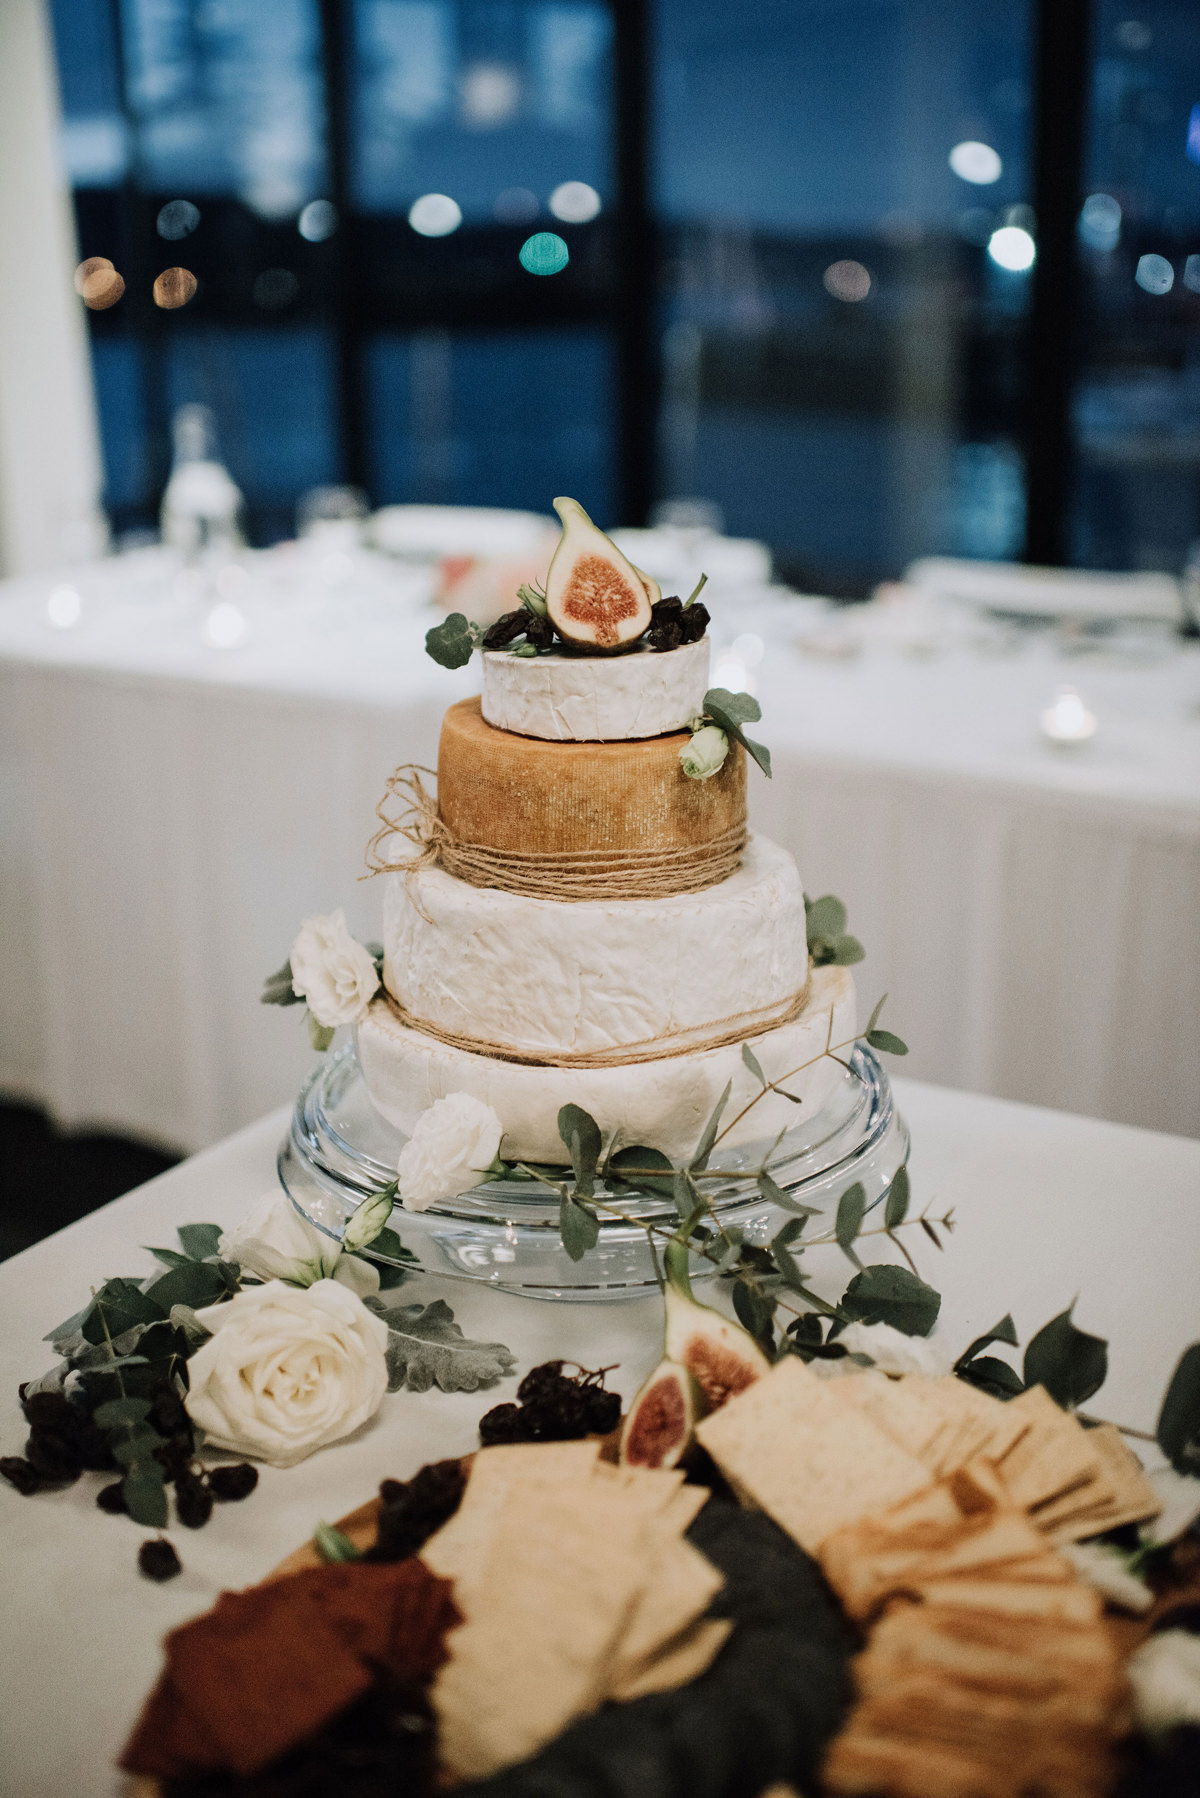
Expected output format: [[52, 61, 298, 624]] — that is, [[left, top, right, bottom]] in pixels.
[[620, 1357, 699, 1469], [545, 497, 653, 651], [663, 1242, 771, 1414]]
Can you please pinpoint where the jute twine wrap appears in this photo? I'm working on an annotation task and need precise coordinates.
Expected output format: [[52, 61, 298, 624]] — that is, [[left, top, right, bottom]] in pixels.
[[363, 765, 748, 902], [376, 975, 812, 1068]]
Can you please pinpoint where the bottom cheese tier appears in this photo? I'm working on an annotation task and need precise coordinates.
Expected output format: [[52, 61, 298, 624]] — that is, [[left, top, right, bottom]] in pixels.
[[356, 963, 855, 1166]]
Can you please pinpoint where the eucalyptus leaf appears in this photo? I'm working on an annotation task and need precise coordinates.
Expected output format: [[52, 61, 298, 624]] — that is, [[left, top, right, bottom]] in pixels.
[[314, 1521, 363, 1563], [43, 1302, 92, 1346], [122, 1462, 168, 1528], [834, 1183, 866, 1267], [758, 1169, 798, 1212], [92, 1396, 154, 1430], [830, 934, 865, 966], [261, 959, 302, 1007], [307, 1012, 336, 1053], [741, 1042, 767, 1088], [145, 1260, 229, 1314], [80, 1279, 166, 1346], [425, 611, 479, 669], [883, 1165, 910, 1230], [772, 1217, 807, 1250], [691, 1081, 732, 1171], [955, 1314, 1019, 1370], [112, 1428, 166, 1467], [177, 1223, 223, 1261], [558, 1105, 601, 1191], [732, 1279, 775, 1350], [672, 1169, 697, 1221], [559, 1195, 601, 1262], [367, 1297, 516, 1393], [771, 1242, 805, 1290], [1023, 1305, 1108, 1410], [143, 1247, 195, 1272], [168, 1304, 213, 1350], [805, 895, 847, 941], [864, 993, 889, 1038], [1157, 1343, 1200, 1475], [703, 692, 772, 778], [606, 1145, 675, 1200], [867, 1027, 908, 1056], [957, 1355, 1026, 1400], [841, 1264, 941, 1337]]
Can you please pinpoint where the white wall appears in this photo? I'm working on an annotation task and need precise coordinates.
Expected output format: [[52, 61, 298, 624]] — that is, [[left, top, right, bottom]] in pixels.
[[0, 0, 104, 576]]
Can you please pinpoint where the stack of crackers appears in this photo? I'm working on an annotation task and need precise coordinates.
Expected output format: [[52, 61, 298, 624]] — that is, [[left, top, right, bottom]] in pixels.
[[695, 1359, 1161, 1798], [420, 1439, 730, 1782]]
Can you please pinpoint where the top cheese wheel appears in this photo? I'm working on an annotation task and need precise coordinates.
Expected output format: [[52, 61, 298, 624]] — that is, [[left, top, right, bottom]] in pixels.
[[436, 698, 746, 881], [480, 637, 710, 742]]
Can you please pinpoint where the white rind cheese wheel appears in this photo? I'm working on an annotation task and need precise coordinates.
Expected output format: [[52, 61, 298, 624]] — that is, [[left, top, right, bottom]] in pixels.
[[382, 835, 809, 1059], [480, 637, 709, 741], [356, 964, 856, 1166]]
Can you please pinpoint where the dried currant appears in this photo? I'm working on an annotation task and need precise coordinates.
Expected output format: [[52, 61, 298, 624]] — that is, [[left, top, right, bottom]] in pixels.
[[208, 1462, 258, 1502], [147, 1382, 191, 1440], [522, 610, 556, 648], [175, 1471, 214, 1530], [367, 1458, 467, 1563], [138, 1538, 182, 1581], [96, 1481, 128, 1514], [0, 1456, 41, 1496], [680, 599, 710, 643]]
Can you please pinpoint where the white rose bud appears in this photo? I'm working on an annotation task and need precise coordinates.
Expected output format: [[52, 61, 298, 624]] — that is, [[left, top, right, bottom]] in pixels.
[[289, 910, 380, 1030], [679, 724, 729, 781], [837, 1320, 953, 1377], [219, 1188, 340, 1287], [184, 1279, 388, 1468], [398, 1092, 504, 1212], [342, 1185, 396, 1256]]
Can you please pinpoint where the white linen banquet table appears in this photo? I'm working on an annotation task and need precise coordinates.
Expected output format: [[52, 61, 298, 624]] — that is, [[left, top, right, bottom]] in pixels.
[[0, 549, 1198, 1151], [1, 1077, 1199, 1798]]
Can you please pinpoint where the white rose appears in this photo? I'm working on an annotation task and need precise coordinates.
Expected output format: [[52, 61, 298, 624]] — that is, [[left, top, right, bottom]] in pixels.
[[398, 1092, 504, 1212], [679, 724, 729, 781], [184, 1279, 388, 1468], [838, 1320, 953, 1377], [1127, 1630, 1200, 1736], [289, 910, 380, 1029], [219, 1189, 380, 1297]]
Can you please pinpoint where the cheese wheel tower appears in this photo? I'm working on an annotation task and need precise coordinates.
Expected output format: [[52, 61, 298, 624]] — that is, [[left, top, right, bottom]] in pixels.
[[358, 504, 855, 1165]]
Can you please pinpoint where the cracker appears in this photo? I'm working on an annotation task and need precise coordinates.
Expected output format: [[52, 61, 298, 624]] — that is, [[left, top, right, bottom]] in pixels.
[[609, 1618, 733, 1702], [994, 1390, 1104, 1512], [431, 1481, 650, 1781], [423, 1440, 600, 1594], [610, 1533, 725, 1678], [696, 1359, 930, 1553], [909, 1577, 1103, 1624]]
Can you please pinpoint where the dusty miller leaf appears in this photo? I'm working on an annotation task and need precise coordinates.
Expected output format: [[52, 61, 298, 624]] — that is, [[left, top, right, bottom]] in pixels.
[[369, 1298, 516, 1394]]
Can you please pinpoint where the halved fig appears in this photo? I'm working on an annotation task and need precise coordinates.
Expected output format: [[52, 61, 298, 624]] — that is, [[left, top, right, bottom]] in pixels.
[[620, 1357, 699, 1468], [663, 1245, 771, 1413], [545, 497, 653, 651]]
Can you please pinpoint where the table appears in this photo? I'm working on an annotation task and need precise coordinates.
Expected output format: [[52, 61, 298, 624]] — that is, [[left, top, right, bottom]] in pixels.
[[2, 1078, 1198, 1798], [1, 547, 1198, 1150]]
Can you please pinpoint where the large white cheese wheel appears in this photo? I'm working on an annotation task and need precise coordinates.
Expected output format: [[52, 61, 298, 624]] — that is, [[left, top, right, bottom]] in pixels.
[[383, 835, 809, 1059], [357, 965, 855, 1166], [480, 637, 709, 741]]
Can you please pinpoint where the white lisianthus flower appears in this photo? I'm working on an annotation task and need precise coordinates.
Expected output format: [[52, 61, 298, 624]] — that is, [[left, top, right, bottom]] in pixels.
[[398, 1093, 504, 1212], [220, 1189, 380, 1296], [289, 910, 380, 1029], [184, 1279, 388, 1468], [837, 1320, 953, 1377], [1127, 1630, 1200, 1736], [679, 724, 729, 781]]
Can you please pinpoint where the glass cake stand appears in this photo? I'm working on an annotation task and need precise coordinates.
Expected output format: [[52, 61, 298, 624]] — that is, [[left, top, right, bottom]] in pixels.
[[278, 1040, 910, 1301]]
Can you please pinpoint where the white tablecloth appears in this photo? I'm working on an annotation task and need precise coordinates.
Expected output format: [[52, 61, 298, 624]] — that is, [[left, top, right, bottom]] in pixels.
[[1, 1080, 1198, 1797], [1, 547, 1197, 1150]]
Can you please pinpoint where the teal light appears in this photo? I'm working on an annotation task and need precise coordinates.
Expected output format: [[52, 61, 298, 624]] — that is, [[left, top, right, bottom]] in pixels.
[[519, 232, 570, 276]]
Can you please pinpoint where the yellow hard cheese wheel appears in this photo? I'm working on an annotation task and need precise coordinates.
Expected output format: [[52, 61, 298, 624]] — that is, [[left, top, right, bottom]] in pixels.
[[437, 698, 746, 859]]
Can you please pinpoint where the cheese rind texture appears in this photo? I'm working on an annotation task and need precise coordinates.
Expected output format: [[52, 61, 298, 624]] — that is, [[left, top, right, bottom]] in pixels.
[[481, 638, 709, 741], [356, 964, 855, 1164], [383, 836, 809, 1057], [438, 698, 745, 858]]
